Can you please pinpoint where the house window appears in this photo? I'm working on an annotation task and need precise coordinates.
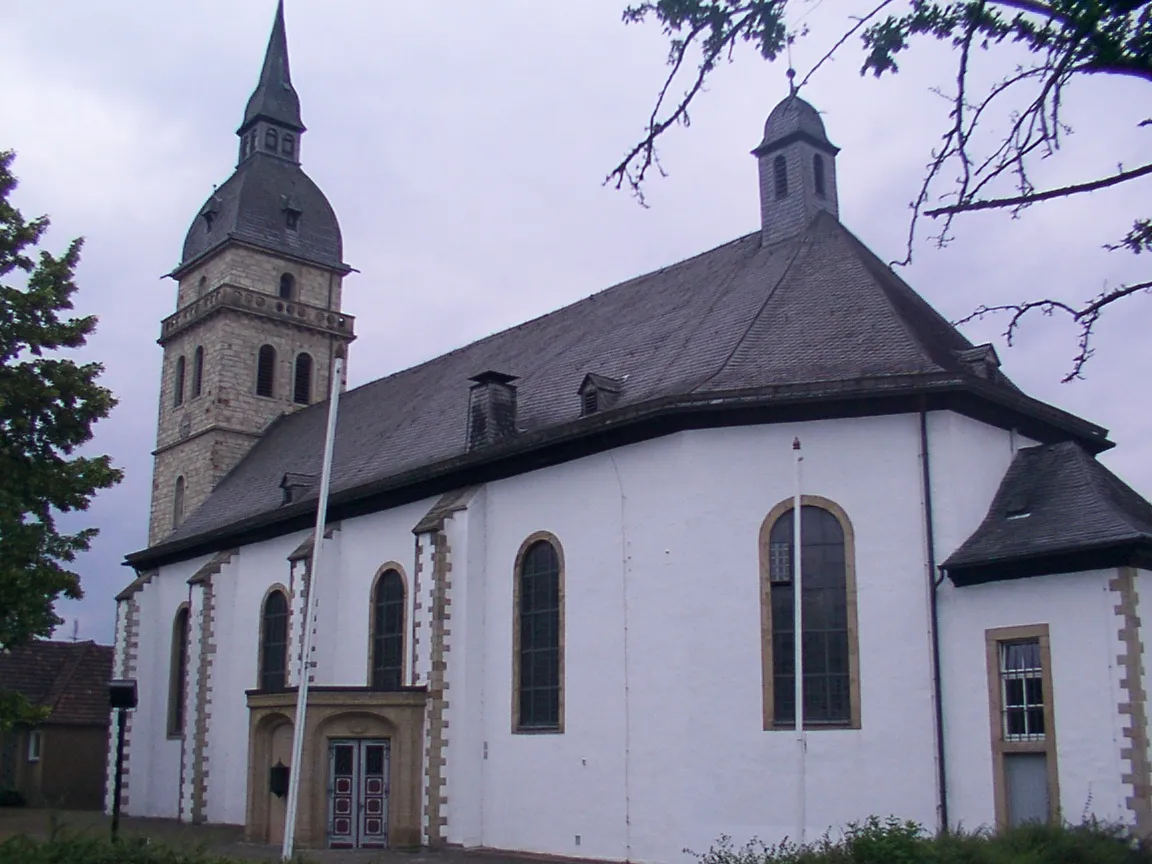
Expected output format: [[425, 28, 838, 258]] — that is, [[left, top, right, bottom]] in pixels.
[[256, 345, 276, 398], [370, 568, 406, 691], [278, 273, 294, 299], [774, 154, 789, 199], [987, 625, 1059, 827], [27, 730, 42, 762], [173, 476, 186, 529], [168, 605, 190, 737], [260, 589, 289, 691], [282, 133, 295, 158], [192, 346, 204, 398], [293, 353, 313, 405], [759, 497, 859, 729], [513, 534, 564, 732], [265, 128, 278, 151], [582, 390, 598, 416], [174, 355, 186, 407], [814, 154, 826, 198]]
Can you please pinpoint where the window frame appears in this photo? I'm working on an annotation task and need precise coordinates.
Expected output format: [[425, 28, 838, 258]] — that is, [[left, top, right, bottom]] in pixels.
[[759, 495, 860, 730], [27, 729, 42, 762], [512, 531, 565, 734], [167, 604, 190, 738], [278, 273, 294, 300], [173, 355, 186, 407], [368, 564, 408, 691], [259, 587, 290, 692], [191, 345, 204, 398], [986, 623, 1060, 828], [293, 352, 313, 405], [773, 154, 789, 199], [173, 476, 186, 529]]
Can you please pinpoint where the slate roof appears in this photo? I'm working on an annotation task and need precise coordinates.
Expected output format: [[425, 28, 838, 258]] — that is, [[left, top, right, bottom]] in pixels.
[[241, 1, 303, 133], [176, 154, 344, 275], [755, 94, 838, 155], [130, 211, 1111, 569], [943, 441, 1152, 583], [0, 641, 114, 726]]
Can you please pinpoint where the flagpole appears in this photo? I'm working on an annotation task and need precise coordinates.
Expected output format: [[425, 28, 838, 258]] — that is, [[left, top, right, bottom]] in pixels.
[[282, 346, 345, 861], [792, 437, 806, 844]]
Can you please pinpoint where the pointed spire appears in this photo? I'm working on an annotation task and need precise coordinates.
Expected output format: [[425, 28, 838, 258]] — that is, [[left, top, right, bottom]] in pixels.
[[240, 0, 305, 133]]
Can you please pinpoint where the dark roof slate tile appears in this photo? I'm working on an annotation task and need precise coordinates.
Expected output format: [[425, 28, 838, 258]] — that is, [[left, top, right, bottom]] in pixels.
[[0, 641, 114, 726]]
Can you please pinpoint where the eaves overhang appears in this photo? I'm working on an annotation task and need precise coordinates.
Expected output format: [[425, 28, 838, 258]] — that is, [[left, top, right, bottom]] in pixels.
[[944, 538, 1152, 586], [125, 373, 1111, 571], [168, 235, 354, 282]]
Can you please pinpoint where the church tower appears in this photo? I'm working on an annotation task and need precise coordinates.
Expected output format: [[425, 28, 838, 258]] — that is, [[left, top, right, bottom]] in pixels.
[[148, 1, 355, 545], [753, 92, 840, 245]]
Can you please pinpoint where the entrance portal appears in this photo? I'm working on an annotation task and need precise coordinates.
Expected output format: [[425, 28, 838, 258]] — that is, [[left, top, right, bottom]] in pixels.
[[327, 738, 390, 849]]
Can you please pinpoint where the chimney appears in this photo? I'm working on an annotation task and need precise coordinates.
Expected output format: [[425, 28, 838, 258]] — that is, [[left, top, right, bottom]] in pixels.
[[467, 371, 518, 450]]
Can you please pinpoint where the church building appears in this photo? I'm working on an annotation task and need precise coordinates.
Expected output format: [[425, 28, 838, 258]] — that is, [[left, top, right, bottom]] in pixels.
[[111, 3, 1152, 858]]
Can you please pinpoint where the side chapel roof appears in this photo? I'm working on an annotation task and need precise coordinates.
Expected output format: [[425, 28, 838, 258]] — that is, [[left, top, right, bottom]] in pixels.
[[130, 211, 1112, 569], [0, 641, 114, 726], [944, 441, 1152, 584]]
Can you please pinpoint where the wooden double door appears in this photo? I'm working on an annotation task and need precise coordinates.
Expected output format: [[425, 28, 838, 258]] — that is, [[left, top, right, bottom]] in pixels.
[[327, 738, 390, 848]]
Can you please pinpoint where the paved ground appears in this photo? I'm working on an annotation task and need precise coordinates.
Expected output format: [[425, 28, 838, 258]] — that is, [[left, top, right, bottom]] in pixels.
[[0, 808, 575, 863]]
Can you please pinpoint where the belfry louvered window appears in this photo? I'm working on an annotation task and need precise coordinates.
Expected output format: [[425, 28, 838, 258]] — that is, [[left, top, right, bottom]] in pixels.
[[192, 346, 204, 398], [371, 569, 405, 691], [172, 476, 185, 529], [256, 345, 276, 398], [265, 128, 278, 151], [774, 154, 789, 199], [260, 590, 289, 691], [279, 273, 294, 299], [293, 353, 313, 405], [515, 538, 563, 731], [173, 356, 186, 406], [814, 154, 826, 198]]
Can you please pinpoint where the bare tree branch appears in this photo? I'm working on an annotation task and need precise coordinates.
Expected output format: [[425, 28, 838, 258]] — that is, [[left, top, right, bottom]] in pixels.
[[925, 161, 1152, 216], [796, 0, 896, 91]]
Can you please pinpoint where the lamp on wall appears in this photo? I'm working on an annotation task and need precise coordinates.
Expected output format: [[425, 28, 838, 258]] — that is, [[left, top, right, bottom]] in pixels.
[[269, 760, 291, 798]]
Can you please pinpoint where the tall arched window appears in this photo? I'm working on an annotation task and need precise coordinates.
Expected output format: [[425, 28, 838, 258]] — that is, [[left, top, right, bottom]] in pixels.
[[514, 534, 564, 732], [260, 589, 289, 691], [256, 345, 276, 398], [167, 605, 190, 736], [265, 128, 279, 151], [813, 154, 826, 198], [774, 154, 789, 199], [278, 273, 294, 299], [293, 353, 313, 405], [192, 346, 204, 398], [173, 355, 186, 406], [370, 568, 406, 691], [172, 476, 186, 529], [759, 498, 859, 729]]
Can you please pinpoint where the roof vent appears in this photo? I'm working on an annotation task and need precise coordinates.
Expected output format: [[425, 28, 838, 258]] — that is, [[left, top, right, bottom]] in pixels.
[[578, 373, 623, 417], [280, 472, 318, 505], [954, 344, 1001, 380], [467, 371, 518, 451]]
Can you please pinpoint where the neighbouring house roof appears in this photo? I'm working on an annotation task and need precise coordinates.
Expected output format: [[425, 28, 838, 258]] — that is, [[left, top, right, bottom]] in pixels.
[[129, 211, 1111, 571], [0, 641, 114, 726], [944, 441, 1152, 584]]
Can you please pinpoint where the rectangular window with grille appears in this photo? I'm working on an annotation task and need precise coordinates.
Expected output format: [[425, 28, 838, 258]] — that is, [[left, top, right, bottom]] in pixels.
[[1000, 640, 1045, 741]]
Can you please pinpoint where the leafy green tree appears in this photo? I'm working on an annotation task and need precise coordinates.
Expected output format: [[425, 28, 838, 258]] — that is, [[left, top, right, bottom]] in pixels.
[[0, 149, 121, 668], [612, 0, 1152, 379]]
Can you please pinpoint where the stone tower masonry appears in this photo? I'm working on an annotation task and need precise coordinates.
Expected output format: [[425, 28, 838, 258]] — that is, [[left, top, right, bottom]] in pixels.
[[148, 1, 355, 545]]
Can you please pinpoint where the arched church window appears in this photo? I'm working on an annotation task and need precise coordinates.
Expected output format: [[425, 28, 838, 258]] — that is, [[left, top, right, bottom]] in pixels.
[[293, 353, 313, 405], [265, 128, 279, 151], [173, 476, 186, 528], [260, 589, 289, 691], [814, 154, 826, 198], [192, 346, 204, 398], [514, 534, 564, 732], [256, 345, 276, 398], [774, 154, 789, 199], [370, 568, 406, 691], [282, 133, 295, 158], [759, 499, 859, 729], [173, 356, 186, 407], [167, 605, 189, 736], [279, 273, 294, 299], [197, 275, 207, 297]]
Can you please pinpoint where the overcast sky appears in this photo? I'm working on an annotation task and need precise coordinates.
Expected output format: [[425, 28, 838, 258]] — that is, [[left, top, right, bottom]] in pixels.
[[2, 1, 1148, 645]]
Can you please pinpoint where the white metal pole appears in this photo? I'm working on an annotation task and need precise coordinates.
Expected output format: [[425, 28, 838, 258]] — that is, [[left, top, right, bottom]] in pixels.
[[282, 349, 345, 861], [792, 437, 806, 844]]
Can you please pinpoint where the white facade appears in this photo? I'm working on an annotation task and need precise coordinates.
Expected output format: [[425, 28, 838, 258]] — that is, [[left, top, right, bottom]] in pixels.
[[113, 410, 1150, 859]]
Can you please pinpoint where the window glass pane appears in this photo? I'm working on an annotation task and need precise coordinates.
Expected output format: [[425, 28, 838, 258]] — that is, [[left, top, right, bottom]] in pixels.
[[518, 541, 560, 728], [333, 745, 353, 776], [365, 745, 385, 776], [372, 571, 405, 691]]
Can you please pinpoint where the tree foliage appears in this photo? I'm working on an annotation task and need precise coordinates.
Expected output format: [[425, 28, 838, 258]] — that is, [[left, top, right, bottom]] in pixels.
[[614, 0, 1152, 379], [0, 150, 121, 656]]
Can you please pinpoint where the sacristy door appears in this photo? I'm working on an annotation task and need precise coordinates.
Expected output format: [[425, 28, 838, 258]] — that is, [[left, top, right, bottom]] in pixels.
[[327, 739, 391, 849]]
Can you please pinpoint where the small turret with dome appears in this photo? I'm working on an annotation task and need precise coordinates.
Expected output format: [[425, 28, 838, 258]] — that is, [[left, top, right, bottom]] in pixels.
[[752, 81, 840, 245]]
